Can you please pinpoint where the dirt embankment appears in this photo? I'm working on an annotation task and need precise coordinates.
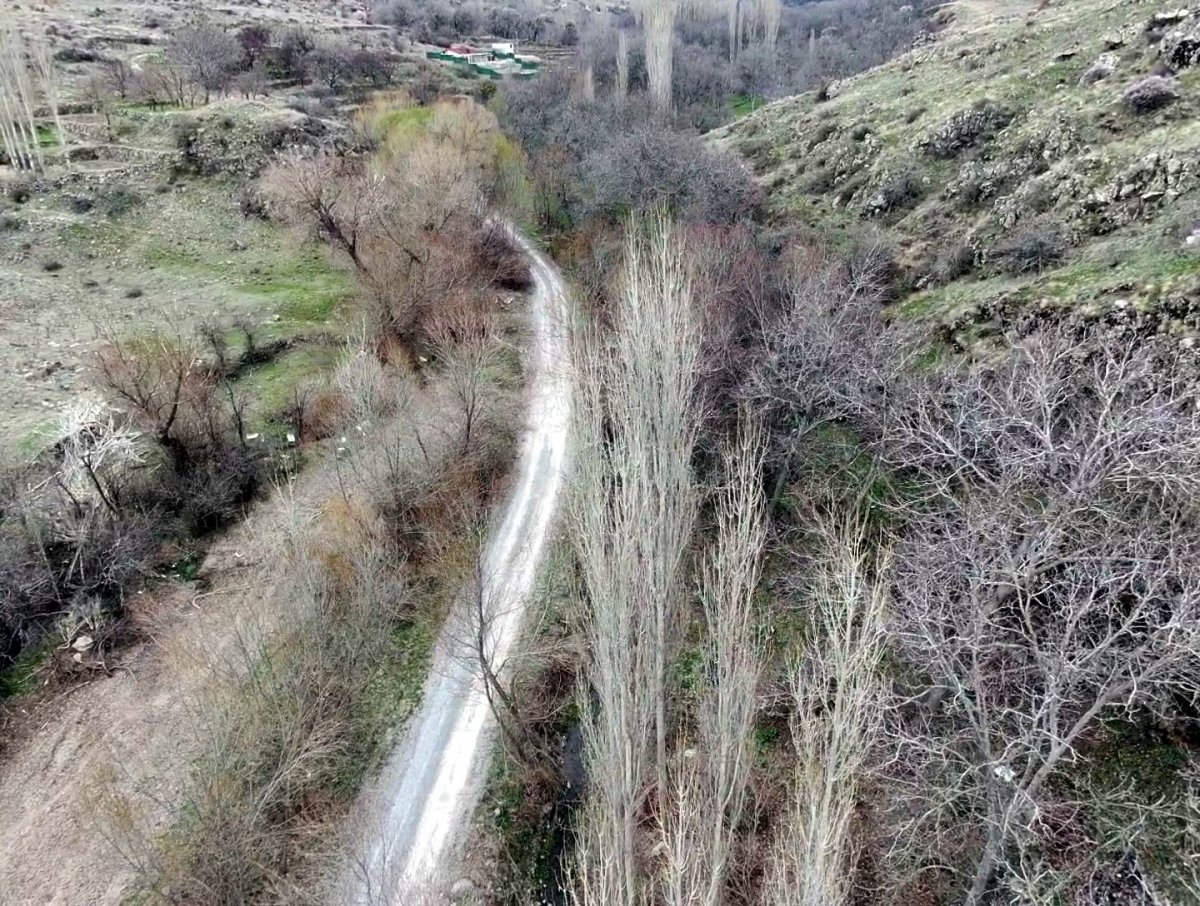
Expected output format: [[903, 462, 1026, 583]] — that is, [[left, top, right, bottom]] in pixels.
[[0, 481, 308, 906]]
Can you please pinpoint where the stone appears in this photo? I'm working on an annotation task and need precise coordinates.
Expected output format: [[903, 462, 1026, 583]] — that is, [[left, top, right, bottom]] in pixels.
[[1163, 20, 1200, 68], [450, 879, 476, 902], [1152, 9, 1190, 27]]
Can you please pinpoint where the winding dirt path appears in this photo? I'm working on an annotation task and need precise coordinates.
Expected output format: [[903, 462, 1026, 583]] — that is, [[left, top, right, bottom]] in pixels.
[[345, 230, 573, 902], [345, 231, 573, 905]]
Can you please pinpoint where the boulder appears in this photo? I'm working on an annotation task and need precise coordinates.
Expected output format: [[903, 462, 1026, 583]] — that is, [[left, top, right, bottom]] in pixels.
[[920, 101, 1015, 159], [1152, 9, 1190, 27], [1162, 19, 1200, 67], [1080, 52, 1119, 85]]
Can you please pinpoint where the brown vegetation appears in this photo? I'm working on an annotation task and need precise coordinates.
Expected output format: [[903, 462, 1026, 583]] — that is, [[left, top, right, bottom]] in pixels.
[[262, 98, 530, 363]]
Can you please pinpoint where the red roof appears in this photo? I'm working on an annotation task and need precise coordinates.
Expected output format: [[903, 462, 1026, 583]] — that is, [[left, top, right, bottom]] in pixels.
[[449, 44, 478, 55]]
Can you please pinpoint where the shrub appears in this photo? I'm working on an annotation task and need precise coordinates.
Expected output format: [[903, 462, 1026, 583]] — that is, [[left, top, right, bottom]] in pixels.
[[995, 226, 1067, 275], [1123, 75, 1180, 113], [0, 407, 166, 682], [67, 195, 95, 214], [873, 168, 926, 214], [6, 182, 32, 204], [91, 326, 263, 507], [578, 124, 761, 225], [806, 166, 838, 196], [171, 116, 204, 174], [236, 186, 269, 220], [475, 224, 533, 291], [53, 44, 103, 63], [1023, 178, 1058, 215], [166, 446, 260, 536], [936, 243, 977, 282], [807, 121, 837, 150], [837, 172, 868, 208], [99, 188, 142, 218]]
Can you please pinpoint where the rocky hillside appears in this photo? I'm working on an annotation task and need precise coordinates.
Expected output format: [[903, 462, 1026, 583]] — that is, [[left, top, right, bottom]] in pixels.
[[721, 0, 1200, 346]]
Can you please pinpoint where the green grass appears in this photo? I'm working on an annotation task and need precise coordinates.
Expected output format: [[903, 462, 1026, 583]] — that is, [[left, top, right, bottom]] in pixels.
[[16, 420, 56, 459], [899, 272, 1027, 320], [901, 240, 1200, 324], [0, 125, 59, 154], [1065, 722, 1197, 898], [723, 0, 1200, 337], [238, 342, 342, 426], [731, 94, 766, 118], [140, 233, 351, 334], [375, 104, 434, 142], [338, 617, 435, 796], [238, 253, 351, 325], [0, 639, 52, 699]]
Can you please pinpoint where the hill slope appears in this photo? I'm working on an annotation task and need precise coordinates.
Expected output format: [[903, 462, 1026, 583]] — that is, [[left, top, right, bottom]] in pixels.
[[721, 0, 1200, 345]]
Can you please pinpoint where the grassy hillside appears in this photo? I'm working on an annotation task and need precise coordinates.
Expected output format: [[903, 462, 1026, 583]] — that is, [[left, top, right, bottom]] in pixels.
[[721, 0, 1200, 345]]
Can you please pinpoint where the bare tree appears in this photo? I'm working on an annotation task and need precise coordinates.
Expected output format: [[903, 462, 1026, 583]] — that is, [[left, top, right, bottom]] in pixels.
[[81, 75, 115, 140], [765, 517, 889, 906], [659, 420, 767, 906], [570, 212, 702, 906], [739, 241, 894, 506], [102, 58, 133, 100], [879, 330, 1200, 904], [616, 30, 630, 100], [262, 150, 384, 272], [439, 509, 556, 768], [640, 0, 679, 112], [311, 39, 357, 94], [757, 0, 782, 53], [263, 105, 496, 358], [0, 28, 48, 173], [168, 21, 241, 104], [727, 0, 747, 61], [92, 328, 199, 458], [429, 310, 507, 458], [135, 57, 194, 108], [231, 64, 270, 100], [31, 38, 67, 158]]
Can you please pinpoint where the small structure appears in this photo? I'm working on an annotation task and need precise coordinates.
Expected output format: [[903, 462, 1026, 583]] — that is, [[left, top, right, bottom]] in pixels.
[[425, 42, 541, 80], [448, 43, 492, 65]]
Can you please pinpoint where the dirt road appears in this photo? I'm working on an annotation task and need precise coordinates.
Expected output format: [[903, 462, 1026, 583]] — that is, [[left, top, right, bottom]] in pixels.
[[346, 231, 573, 904]]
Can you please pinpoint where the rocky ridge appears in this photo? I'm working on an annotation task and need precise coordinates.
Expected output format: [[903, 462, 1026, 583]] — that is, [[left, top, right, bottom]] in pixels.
[[720, 0, 1200, 348]]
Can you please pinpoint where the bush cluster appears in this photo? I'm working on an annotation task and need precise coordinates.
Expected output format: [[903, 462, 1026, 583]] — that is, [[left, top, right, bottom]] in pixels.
[[995, 226, 1067, 275], [1123, 75, 1180, 114], [0, 327, 275, 689]]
